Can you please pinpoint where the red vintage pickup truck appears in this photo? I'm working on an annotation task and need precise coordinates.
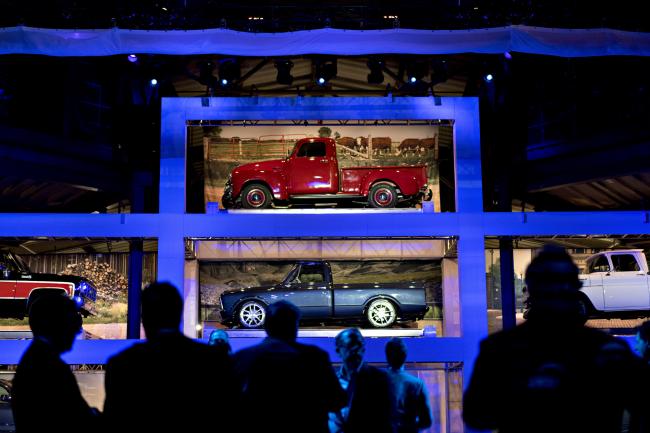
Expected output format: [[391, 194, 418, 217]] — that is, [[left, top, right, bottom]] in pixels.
[[222, 137, 430, 209]]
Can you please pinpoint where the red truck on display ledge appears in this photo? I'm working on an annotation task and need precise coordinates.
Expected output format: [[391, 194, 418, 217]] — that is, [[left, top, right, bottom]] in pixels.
[[222, 137, 431, 209], [0, 251, 97, 319]]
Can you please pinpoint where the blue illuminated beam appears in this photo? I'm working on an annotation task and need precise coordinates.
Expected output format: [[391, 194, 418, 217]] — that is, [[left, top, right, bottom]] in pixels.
[[3, 26, 650, 57]]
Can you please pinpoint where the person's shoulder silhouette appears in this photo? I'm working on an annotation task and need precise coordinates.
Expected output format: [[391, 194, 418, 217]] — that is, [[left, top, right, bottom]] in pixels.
[[11, 293, 99, 433], [104, 282, 236, 433]]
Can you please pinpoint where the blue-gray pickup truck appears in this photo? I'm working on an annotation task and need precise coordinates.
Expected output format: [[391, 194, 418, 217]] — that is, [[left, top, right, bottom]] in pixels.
[[220, 261, 428, 328]]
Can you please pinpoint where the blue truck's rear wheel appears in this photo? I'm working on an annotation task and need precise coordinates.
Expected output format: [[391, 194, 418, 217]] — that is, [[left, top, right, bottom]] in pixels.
[[367, 299, 397, 327]]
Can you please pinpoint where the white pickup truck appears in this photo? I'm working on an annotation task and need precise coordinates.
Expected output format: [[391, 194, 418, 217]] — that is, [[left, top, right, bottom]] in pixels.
[[579, 249, 650, 315]]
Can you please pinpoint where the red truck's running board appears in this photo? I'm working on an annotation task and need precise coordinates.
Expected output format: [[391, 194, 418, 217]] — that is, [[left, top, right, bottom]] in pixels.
[[289, 193, 365, 200]]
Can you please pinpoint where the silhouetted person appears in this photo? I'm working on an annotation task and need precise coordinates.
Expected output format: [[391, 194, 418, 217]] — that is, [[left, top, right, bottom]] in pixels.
[[463, 245, 644, 433], [330, 328, 395, 433], [634, 320, 650, 364], [11, 293, 100, 433], [629, 320, 650, 433], [208, 328, 232, 356], [103, 282, 236, 433], [233, 300, 345, 433], [385, 337, 432, 433]]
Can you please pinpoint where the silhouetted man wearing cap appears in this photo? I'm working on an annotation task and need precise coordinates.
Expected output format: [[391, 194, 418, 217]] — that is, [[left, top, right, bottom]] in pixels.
[[463, 245, 644, 433], [11, 293, 100, 433], [103, 281, 236, 433]]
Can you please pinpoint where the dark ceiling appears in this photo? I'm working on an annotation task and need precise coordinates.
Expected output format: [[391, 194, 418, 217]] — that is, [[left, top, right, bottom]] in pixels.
[[1, 0, 649, 32]]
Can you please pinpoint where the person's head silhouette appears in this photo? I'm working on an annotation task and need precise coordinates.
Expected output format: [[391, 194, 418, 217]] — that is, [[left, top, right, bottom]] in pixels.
[[385, 337, 408, 371], [209, 329, 232, 355], [634, 320, 650, 361], [141, 282, 183, 339], [209, 329, 229, 345], [524, 245, 583, 322], [264, 300, 300, 342], [29, 293, 82, 354], [336, 328, 365, 375]]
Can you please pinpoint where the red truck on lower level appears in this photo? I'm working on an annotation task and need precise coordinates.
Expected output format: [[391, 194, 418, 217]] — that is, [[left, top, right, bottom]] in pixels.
[[222, 137, 431, 209]]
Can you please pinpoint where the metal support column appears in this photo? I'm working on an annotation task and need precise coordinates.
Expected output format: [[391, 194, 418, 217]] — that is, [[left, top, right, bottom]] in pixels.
[[127, 239, 144, 339], [499, 236, 516, 330]]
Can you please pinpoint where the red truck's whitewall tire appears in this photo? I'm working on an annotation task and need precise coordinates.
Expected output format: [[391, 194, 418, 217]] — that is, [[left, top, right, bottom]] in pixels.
[[241, 184, 273, 209], [369, 183, 398, 208]]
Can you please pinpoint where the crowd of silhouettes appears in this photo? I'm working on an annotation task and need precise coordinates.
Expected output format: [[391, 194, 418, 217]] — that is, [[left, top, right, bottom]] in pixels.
[[11, 245, 650, 433], [10, 283, 432, 433]]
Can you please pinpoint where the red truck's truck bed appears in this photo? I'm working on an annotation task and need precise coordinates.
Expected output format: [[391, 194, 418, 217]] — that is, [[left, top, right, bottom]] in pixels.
[[340, 165, 428, 196]]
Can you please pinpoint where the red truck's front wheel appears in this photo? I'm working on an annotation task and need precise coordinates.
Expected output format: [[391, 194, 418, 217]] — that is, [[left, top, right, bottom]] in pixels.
[[241, 184, 273, 209], [369, 183, 398, 208]]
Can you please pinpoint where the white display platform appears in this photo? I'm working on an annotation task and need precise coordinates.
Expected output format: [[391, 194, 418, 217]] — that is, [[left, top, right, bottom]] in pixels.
[[203, 325, 437, 339]]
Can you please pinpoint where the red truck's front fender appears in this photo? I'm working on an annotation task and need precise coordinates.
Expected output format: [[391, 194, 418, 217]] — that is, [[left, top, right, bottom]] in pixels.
[[232, 172, 288, 202]]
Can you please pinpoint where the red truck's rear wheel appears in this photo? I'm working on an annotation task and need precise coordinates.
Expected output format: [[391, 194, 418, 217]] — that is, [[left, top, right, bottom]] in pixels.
[[369, 183, 398, 208], [241, 184, 273, 209]]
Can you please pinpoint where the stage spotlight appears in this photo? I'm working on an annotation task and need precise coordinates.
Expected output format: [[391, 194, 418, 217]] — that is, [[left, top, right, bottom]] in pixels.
[[484, 73, 494, 82], [430, 58, 448, 86], [315, 58, 337, 86], [150, 78, 158, 86], [406, 60, 428, 84], [127, 54, 138, 63], [367, 57, 385, 84], [275, 59, 294, 85], [218, 58, 240, 88]]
